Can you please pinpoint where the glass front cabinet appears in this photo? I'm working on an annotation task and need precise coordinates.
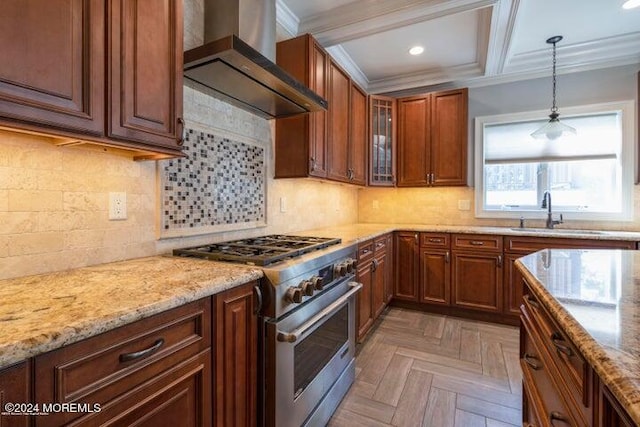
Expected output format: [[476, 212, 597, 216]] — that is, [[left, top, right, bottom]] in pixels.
[[369, 95, 396, 186]]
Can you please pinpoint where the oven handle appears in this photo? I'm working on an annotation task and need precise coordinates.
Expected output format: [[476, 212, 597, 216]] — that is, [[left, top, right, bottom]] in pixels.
[[276, 281, 363, 343]]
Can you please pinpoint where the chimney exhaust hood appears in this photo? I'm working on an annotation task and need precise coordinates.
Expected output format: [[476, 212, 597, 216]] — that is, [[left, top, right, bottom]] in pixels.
[[183, 0, 327, 119]]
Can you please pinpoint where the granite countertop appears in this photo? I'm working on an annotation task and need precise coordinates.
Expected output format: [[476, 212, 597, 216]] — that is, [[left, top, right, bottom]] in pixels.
[[299, 223, 640, 244], [0, 256, 263, 369], [516, 249, 640, 425]]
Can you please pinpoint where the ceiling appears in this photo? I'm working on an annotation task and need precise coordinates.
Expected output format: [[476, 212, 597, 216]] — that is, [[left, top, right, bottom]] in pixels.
[[274, 0, 640, 96]]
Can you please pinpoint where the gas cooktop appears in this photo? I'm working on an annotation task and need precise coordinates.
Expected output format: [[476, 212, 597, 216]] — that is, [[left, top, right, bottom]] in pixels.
[[173, 235, 342, 266]]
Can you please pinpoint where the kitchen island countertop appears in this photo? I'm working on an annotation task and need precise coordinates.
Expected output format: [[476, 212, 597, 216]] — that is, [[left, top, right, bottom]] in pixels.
[[516, 249, 640, 425], [0, 256, 262, 369]]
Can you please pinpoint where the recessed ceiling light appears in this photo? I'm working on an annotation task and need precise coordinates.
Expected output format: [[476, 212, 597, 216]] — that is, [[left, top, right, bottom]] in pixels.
[[622, 0, 640, 9], [409, 46, 424, 56]]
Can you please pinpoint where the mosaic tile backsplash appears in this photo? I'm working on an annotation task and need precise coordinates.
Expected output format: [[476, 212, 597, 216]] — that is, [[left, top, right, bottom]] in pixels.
[[160, 128, 266, 237]]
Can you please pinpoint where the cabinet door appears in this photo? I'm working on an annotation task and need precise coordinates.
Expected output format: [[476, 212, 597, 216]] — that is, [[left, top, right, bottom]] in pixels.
[[430, 89, 467, 186], [108, 0, 183, 149], [384, 234, 394, 303], [357, 260, 374, 342], [215, 283, 258, 427], [452, 251, 502, 312], [394, 232, 420, 301], [369, 95, 396, 186], [0, 361, 30, 427], [420, 249, 451, 305], [349, 82, 368, 185], [504, 253, 526, 317], [0, 0, 104, 135], [397, 95, 430, 186], [275, 35, 328, 178], [73, 351, 212, 427], [327, 60, 351, 182], [372, 252, 388, 318]]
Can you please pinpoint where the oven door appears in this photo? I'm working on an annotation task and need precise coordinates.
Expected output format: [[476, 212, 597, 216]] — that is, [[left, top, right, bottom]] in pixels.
[[264, 280, 361, 427]]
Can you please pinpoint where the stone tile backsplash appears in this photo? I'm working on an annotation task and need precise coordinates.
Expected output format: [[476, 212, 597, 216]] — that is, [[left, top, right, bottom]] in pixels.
[[160, 127, 266, 237]]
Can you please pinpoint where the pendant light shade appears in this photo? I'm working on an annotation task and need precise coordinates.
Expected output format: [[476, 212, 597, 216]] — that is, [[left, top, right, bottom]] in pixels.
[[531, 35, 576, 140]]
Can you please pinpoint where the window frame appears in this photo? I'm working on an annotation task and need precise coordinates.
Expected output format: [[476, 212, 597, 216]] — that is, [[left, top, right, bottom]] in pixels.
[[474, 100, 635, 221]]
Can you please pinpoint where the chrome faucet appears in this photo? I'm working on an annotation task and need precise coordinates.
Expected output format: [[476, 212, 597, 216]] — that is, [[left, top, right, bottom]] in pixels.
[[541, 191, 563, 229]]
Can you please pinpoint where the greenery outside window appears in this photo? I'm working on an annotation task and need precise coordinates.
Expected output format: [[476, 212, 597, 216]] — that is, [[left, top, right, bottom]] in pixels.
[[474, 101, 635, 221]]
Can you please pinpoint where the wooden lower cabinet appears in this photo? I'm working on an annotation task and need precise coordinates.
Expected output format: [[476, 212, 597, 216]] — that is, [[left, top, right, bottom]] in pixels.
[[0, 361, 31, 427], [214, 282, 258, 427], [600, 385, 635, 427], [420, 248, 450, 305], [357, 234, 392, 341], [394, 232, 420, 301], [452, 251, 502, 313], [356, 256, 374, 341]]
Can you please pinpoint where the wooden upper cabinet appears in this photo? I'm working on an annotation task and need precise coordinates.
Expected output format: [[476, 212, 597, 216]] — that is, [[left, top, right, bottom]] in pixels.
[[397, 88, 468, 187], [275, 34, 328, 178], [108, 0, 184, 150], [327, 60, 351, 183], [349, 82, 368, 185], [431, 89, 467, 186], [369, 95, 396, 186], [0, 0, 104, 135], [397, 95, 430, 186], [0, 0, 184, 158]]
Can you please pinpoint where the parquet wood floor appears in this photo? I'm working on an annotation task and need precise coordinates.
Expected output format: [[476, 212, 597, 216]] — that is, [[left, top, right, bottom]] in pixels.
[[328, 307, 522, 427]]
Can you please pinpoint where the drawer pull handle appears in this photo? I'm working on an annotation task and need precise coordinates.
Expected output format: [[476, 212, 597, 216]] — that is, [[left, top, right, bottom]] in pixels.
[[470, 241, 485, 246], [550, 411, 570, 424], [376, 242, 384, 248], [361, 249, 370, 254], [523, 353, 541, 370], [445, 251, 450, 263], [428, 238, 442, 243], [525, 295, 540, 309], [120, 338, 165, 363], [551, 332, 573, 357], [497, 255, 503, 268], [176, 118, 185, 146]]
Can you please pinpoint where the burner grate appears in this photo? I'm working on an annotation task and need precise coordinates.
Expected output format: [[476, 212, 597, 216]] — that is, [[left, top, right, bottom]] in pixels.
[[173, 235, 341, 266]]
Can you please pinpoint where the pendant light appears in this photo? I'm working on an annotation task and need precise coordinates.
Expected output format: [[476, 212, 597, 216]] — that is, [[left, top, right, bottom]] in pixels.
[[531, 35, 576, 140]]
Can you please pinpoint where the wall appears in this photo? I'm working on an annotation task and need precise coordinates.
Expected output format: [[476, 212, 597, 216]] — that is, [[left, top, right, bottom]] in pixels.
[[359, 64, 640, 231], [0, 0, 357, 280]]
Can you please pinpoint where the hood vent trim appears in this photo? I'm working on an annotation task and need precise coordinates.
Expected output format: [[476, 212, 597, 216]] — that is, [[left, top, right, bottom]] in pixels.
[[184, 35, 328, 119]]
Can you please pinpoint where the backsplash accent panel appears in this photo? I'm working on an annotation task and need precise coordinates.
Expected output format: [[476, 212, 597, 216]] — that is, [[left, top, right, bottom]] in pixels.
[[160, 127, 266, 238]]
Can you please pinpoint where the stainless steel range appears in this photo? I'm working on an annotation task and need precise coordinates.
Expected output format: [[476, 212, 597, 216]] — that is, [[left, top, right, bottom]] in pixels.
[[173, 234, 360, 427]]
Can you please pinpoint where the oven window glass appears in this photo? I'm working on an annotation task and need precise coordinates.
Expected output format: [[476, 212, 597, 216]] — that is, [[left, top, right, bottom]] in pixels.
[[293, 305, 349, 397]]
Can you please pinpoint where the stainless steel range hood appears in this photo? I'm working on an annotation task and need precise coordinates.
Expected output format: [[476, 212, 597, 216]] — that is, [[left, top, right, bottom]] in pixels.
[[183, 0, 327, 119]]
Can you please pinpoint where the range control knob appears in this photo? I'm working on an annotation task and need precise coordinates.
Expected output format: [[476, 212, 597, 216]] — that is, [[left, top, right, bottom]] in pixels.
[[335, 263, 348, 277], [311, 276, 324, 290], [345, 258, 356, 273], [301, 280, 315, 296], [285, 287, 303, 303]]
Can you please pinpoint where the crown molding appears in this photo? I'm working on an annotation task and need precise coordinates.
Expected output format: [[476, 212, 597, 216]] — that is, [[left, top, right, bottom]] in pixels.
[[275, 0, 299, 39], [484, 0, 520, 75], [504, 32, 640, 74], [368, 63, 484, 94], [301, 0, 497, 47], [325, 46, 370, 89]]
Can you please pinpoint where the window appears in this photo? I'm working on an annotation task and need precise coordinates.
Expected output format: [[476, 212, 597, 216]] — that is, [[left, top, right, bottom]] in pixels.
[[474, 101, 635, 221]]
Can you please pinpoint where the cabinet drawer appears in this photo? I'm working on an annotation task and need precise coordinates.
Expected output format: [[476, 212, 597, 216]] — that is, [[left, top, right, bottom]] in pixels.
[[358, 240, 375, 261], [452, 234, 502, 252], [523, 292, 590, 412], [505, 236, 637, 253], [374, 234, 389, 253], [521, 312, 579, 427], [420, 233, 450, 248], [35, 298, 211, 426]]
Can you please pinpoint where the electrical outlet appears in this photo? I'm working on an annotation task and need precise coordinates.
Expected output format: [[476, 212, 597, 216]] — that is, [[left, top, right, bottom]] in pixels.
[[458, 199, 471, 211], [280, 197, 287, 213], [109, 192, 127, 220], [373, 200, 380, 210]]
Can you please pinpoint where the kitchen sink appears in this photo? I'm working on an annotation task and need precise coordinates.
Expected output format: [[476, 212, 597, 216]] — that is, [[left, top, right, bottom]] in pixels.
[[510, 228, 604, 235]]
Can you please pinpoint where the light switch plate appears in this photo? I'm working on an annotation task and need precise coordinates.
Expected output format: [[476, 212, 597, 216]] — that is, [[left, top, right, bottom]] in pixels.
[[458, 199, 471, 211]]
